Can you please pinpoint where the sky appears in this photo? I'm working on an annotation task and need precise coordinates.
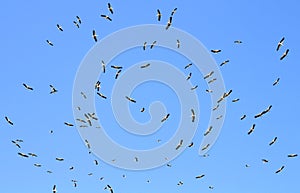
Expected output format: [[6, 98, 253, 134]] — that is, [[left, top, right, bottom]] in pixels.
[[0, 0, 299, 192]]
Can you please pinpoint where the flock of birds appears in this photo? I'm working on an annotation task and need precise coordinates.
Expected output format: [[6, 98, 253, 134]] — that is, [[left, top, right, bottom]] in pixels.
[[4, 2, 297, 193]]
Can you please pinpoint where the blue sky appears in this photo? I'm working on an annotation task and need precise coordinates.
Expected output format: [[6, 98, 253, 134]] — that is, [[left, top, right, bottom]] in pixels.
[[0, 0, 299, 192]]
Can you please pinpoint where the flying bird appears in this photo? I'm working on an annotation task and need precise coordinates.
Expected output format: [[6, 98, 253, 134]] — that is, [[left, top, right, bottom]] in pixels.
[[234, 40, 242, 44], [49, 85, 58, 94], [101, 60, 106, 73], [157, 9, 161, 21], [232, 98, 240, 103], [46, 40, 54, 46], [76, 16, 82, 24], [254, 105, 272, 118], [34, 163, 42, 167], [94, 160, 98, 165], [140, 107, 145, 112], [88, 113, 98, 120], [212, 104, 219, 111], [276, 37, 284, 51], [23, 83, 33, 90], [247, 124, 256, 135], [125, 96, 136, 103], [92, 30, 98, 42], [191, 109, 195, 122], [201, 144, 210, 151], [211, 49, 221, 53], [28, 153, 37, 157], [106, 184, 114, 193], [5, 116, 13, 125], [184, 63, 192, 69], [18, 152, 29, 158], [186, 72, 192, 80], [108, 3, 113, 14], [206, 89, 213, 93], [55, 157, 64, 161], [177, 181, 183, 186], [240, 114, 246, 120], [101, 14, 112, 21], [204, 71, 214, 79], [95, 81, 101, 91], [64, 122, 74, 127], [275, 166, 285, 173], [56, 24, 63, 31], [134, 157, 138, 162], [165, 17, 172, 30], [175, 139, 183, 150], [53, 185, 57, 193], [115, 69, 122, 79], [262, 159, 269, 163], [216, 115, 223, 120], [188, 142, 194, 147], [208, 78, 217, 84], [161, 113, 170, 122], [280, 49, 289, 60], [220, 60, 230, 66], [171, 8, 177, 16], [11, 140, 21, 148], [176, 39, 180, 48], [269, 137, 277, 146], [73, 21, 80, 28], [85, 139, 91, 149], [81, 91, 87, 99], [224, 89, 233, 98], [204, 126, 213, 136], [111, 65, 123, 69], [97, 92, 107, 99], [273, 78, 280, 86], [140, 63, 150, 68], [287, 154, 298, 158], [150, 41, 157, 49], [143, 42, 147, 50], [191, 85, 198, 90], [195, 174, 205, 179]]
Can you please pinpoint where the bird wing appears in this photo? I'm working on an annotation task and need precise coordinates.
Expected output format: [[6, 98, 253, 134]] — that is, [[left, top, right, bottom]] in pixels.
[[157, 9, 161, 21]]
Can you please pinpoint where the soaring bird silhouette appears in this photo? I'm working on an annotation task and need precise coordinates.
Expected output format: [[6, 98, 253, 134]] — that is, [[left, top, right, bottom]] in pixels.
[[247, 124, 256, 135], [56, 24, 63, 31], [269, 137, 277, 146], [23, 83, 33, 90], [5, 116, 13, 125], [46, 40, 54, 46], [276, 37, 284, 51], [165, 17, 172, 30], [254, 105, 272, 118], [275, 166, 285, 173], [101, 14, 112, 21], [92, 30, 98, 42], [76, 16, 82, 24], [157, 9, 161, 21], [280, 49, 289, 60], [108, 3, 114, 14]]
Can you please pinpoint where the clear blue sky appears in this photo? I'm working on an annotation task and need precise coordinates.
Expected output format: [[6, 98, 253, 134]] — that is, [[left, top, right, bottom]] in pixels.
[[0, 0, 299, 192]]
